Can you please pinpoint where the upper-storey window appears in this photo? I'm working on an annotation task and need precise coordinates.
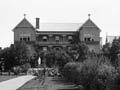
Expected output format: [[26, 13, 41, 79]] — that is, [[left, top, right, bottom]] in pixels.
[[68, 36, 73, 41], [20, 37, 30, 42], [20, 38, 22, 41], [55, 36, 60, 42], [23, 37, 27, 41], [28, 37, 30, 41], [84, 37, 91, 42], [42, 36, 48, 41], [84, 37, 94, 42], [43, 47, 47, 51]]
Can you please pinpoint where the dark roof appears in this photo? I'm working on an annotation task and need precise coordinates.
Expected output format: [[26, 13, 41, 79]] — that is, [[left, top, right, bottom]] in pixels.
[[13, 18, 35, 30], [80, 18, 101, 31]]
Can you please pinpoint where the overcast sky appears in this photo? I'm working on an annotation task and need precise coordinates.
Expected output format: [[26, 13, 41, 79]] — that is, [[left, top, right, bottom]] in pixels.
[[0, 0, 120, 48]]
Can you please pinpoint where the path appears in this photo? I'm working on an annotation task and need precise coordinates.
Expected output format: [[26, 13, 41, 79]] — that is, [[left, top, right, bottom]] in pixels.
[[0, 75, 36, 90]]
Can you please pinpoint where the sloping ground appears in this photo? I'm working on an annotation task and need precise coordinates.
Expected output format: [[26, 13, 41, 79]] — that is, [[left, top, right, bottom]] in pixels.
[[18, 77, 81, 90]]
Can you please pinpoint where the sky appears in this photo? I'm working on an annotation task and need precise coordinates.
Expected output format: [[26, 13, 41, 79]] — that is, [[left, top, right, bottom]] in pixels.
[[0, 0, 120, 48]]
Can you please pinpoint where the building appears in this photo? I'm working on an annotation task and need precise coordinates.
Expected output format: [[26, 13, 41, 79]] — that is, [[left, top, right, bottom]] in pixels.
[[106, 35, 120, 44], [12, 15, 101, 53]]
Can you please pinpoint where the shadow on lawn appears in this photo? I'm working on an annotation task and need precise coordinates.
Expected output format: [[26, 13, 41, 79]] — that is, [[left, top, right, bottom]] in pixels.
[[52, 77, 82, 90]]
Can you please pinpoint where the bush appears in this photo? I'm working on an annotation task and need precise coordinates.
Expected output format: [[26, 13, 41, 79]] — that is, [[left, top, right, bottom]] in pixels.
[[12, 63, 31, 75], [92, 64, 117, 90], [12, 66, 22, 75], [63, 62, 83, 84], [21, 63, 31, 73], [63, 58, 118, 90]]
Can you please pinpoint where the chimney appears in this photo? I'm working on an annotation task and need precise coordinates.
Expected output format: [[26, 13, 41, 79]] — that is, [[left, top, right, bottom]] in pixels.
[[36, 18, 40, 29]]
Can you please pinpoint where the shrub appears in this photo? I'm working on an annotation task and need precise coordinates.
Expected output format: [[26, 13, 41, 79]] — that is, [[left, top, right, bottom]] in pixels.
[[63, 62, 83, 84], [12, 66, 22, 75], [21, 63, 31, 74], [92, 64, 118, 90], [63, 58, 118, 90]]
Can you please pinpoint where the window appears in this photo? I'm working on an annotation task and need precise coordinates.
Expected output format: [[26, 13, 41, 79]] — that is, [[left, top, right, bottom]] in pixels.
[[23, 38, 27, 41], [55, 36, 60, 42], [20, 37, 30, 41], [68, 36, 72, 41], [88, 38, 91, 41], [68, 36, 72, 40], [43, 47, 47, 51], [20, 38, 22, 41], [68, 46, 71, 50], [56, 47, 60, 51], [92, 39, 94, 41], [84, 37, 91, 42], [42, 36, 47, 41], [28, 37, 30, 41]]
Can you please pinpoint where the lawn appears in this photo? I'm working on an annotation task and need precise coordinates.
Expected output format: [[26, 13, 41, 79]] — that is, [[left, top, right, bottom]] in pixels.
[[0, 75, 18, 82], [17, 77, 80, 90]]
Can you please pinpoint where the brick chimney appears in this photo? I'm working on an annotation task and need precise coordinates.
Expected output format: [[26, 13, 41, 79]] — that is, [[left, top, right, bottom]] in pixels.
[[36, 18, 40, 29]]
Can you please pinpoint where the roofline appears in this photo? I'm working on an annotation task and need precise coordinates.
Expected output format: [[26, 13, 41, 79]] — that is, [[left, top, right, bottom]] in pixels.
[[79, 18, 101, 32], [36, 31, 76, 33]]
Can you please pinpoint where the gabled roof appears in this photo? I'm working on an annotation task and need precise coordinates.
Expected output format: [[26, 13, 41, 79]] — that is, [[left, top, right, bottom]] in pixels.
[[80, 18, 101, 31], [13, 18, 35, 30]]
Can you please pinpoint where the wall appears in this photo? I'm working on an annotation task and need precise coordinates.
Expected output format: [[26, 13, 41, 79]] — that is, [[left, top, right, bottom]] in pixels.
[[14, 27, 36, 42]]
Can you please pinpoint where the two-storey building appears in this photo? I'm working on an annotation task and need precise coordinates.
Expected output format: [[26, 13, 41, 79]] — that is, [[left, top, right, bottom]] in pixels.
[[13, 15, 101, 53]]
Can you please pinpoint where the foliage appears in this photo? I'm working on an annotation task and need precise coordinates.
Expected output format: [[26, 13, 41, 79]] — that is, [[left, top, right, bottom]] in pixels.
[[63, 57, 119, 90], [45, 49, 71, 71], [70, 31, 80, 44], [20, 63, 31, 73], [109, 38, 120, 66], [68, 42, 89, 62], [102, 43, 111, 58], [0, 47, 19, 71], [12, 63, 31, 75], [0, 42, 38, 71], [102, 37, 120, 67]]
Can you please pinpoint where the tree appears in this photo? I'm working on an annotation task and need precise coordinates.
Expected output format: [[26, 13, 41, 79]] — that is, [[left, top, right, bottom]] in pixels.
[[69, 31, 89, 62], [0, 47, 19, 71], [69, 42, 89, 62], [45, 49, 71, 71], [102, 43, 111, 58], [109, 38, 120, 66], [13, 42, 29, 64]]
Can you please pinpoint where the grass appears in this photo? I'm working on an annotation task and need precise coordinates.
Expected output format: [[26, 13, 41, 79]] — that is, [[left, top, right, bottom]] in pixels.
[[17, 76, 81, 90], [0, 75, 18, 82]]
